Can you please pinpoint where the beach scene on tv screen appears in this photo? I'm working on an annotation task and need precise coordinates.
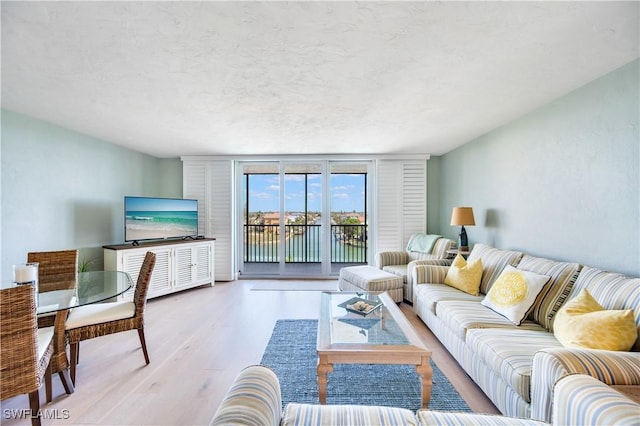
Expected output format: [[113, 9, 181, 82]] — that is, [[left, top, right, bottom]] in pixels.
[[125, 198, 198, 241]]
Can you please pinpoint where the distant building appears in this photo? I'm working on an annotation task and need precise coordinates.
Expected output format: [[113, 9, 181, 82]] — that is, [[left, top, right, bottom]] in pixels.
[[262, 212, 279, 225]]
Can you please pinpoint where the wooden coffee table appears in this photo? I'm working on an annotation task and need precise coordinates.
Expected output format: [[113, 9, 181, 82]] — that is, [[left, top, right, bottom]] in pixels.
[[316, 291, 433, 408]]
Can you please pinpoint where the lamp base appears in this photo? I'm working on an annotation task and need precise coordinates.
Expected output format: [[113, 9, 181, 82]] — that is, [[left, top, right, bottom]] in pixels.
[[458, 225, 469, 251]]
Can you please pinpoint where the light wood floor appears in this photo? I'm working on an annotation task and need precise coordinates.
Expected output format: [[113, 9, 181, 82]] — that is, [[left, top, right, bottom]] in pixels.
[[1, 280, 498, 425]]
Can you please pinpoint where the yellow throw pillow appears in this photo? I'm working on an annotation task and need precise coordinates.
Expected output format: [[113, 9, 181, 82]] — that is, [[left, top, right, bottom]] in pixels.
[[444, 254, 483, 296], [481, 265, 550, 325], [554, 289, 637, 351]]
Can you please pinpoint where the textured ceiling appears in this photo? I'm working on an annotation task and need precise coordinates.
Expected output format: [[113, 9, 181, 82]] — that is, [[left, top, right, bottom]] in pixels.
[[2, 1, 638, 158]]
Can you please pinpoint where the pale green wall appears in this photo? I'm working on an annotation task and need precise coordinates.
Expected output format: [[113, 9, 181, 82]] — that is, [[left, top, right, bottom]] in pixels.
[[431, 59, 639, 276], [1, 110, 182, 281]]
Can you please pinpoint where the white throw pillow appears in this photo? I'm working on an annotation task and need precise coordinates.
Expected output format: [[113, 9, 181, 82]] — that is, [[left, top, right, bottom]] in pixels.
[[481, 265, 550, 325]]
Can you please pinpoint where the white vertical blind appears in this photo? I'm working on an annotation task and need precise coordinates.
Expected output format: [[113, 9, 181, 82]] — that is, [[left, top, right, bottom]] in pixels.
[[183, 160, 234, 281], [402, 160, 428, 243], [375, 160, 403, 253], [183, 161, 207, 235], [375, 159, 427, 254]]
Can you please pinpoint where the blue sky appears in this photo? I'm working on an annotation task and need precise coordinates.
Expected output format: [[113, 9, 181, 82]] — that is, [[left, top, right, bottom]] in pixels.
[[245, 174, 365, 213]]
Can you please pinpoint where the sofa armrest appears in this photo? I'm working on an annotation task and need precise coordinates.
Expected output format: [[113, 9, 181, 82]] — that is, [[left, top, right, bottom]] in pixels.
[[552, 374, 640, 426], [407, 259, 453, 286], [210, 365, 282, 426], [531, 348, 640, 422], [403, 259, 453, 303], [412, 264, 450, 286], [376, 251, 409, 269]]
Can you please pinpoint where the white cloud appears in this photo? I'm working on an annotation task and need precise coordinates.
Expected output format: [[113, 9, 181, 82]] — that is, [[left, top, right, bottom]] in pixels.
[[332, 185, 355, 191], [251, 191, 275, 200]]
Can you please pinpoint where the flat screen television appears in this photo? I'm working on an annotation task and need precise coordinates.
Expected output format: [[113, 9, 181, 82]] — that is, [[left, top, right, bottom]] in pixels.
[[124, 196, 198, 244]]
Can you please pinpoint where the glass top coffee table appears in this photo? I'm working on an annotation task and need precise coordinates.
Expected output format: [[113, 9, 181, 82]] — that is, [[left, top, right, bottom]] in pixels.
[[317, 291, 433, 408]]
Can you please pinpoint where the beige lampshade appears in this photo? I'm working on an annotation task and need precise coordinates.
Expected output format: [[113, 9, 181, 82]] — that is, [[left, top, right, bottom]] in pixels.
[[450, 207, 475, 226]]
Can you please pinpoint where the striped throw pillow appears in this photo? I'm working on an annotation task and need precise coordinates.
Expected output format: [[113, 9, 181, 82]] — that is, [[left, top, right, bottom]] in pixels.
[[467, 243, 524, 294], [517, 255, 582, 330]]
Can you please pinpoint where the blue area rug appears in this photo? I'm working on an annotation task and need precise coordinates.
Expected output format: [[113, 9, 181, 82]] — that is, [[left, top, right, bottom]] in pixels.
[[260, 319, 472, 412]]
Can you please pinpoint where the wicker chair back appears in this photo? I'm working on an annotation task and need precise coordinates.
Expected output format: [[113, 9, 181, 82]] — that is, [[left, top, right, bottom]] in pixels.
[[27, 249, 78, 293], [0, 285, 53, 425]]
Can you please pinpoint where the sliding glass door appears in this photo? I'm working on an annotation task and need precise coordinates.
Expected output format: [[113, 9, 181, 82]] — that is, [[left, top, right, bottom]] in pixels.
[[328, 163, 368, 274], [239, 160, 371, 277]]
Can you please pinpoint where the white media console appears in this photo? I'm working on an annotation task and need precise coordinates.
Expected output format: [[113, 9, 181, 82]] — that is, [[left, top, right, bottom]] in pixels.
[[103, 238, 215, 300]]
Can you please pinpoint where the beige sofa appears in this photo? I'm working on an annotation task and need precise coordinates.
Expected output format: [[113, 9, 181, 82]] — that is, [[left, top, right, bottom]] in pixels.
[[376, 234, 455, 302], [411, 243, 640, 422], [209, 365, 640, 425]]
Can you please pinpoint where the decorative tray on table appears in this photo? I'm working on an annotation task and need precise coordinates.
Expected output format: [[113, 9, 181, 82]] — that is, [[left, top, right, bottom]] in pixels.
[[338, 297, 382, 316]]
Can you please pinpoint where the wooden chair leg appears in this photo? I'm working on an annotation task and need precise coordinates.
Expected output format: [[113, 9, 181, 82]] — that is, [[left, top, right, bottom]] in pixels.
[[45, 361, 52, 403], [28, 390, 42, 426], [138, 328, 150, 364], [70, 343, 78, 385], [58, 368, 75, 394]]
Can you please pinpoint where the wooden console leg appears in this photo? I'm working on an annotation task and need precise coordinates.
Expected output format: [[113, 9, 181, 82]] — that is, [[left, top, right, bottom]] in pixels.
[[317, 356, 333, 405], [416, 356, 433, 409]]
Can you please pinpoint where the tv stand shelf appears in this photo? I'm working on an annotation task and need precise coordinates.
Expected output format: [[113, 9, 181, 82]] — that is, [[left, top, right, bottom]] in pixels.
[[103, 238, 215, 300]]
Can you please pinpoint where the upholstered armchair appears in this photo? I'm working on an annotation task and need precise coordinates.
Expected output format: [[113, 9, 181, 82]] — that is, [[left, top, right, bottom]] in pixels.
[[376, 234, 455, 303]]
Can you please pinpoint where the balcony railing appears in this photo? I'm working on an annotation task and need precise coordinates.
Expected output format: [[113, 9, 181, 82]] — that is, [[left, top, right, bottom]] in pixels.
[[243, 224, 367, 263]]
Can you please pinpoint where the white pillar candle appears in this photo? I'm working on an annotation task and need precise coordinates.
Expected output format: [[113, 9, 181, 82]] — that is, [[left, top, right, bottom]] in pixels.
[[13, 264, 38, 283]]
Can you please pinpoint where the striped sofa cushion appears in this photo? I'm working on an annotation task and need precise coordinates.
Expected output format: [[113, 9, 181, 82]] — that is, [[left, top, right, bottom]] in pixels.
[[467, 244, 524, 294], [565, 266, 640, 349], [417, 410, 546, 426], [552, 374, 640, 426], [210, 365, 282, 426], [413, 283, 483, 316], [516, 255, 582, 330], [435, 300, 545, 341], [466, 328, 563, 402], [282, 403, 418, 426]]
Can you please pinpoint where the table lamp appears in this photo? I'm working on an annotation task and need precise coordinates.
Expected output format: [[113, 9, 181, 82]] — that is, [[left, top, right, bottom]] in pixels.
[[450, 207, 475, 251]]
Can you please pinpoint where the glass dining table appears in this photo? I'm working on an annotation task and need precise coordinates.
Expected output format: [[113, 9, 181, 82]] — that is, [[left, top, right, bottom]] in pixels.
[[36, 270, 134, 314]]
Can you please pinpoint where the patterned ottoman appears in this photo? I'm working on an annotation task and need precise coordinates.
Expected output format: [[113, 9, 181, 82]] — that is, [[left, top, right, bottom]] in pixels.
[[338, 265, 404, 303]]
